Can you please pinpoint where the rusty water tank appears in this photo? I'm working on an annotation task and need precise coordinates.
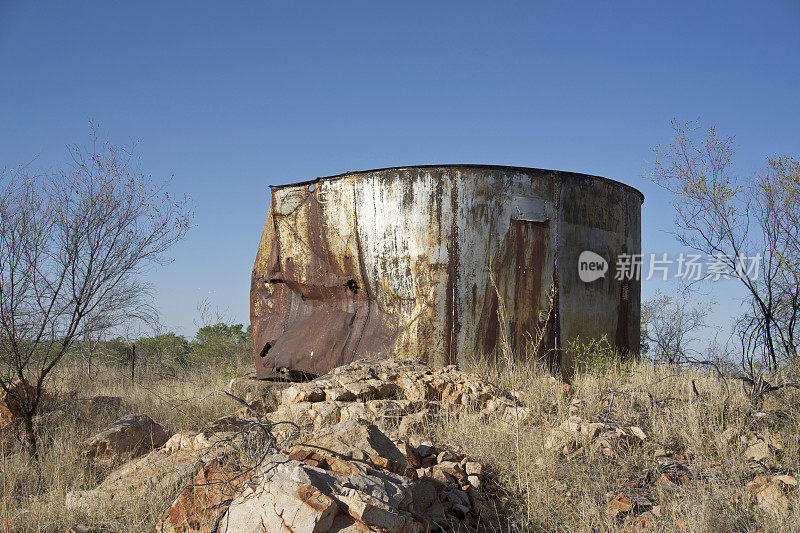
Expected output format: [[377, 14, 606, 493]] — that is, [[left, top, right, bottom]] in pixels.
[[251, 165, 643, 378]]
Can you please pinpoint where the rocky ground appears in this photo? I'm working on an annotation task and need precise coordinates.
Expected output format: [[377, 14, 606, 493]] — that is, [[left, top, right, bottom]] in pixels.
[[64, 359, 510, 532], [1, 357, 799, 532]]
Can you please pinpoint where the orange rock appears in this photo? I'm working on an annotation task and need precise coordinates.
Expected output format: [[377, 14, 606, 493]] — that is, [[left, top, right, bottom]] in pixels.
[[434, 461, 464, 481], [1, 380, 35, 428], [607, 493, 632, 517], [288, 448, 360, 476], [81, 414, 169, 470], [464, 462, 482, 477], [756, 482, 790, 517], [656, 473, 676, 488], [160, 460, 244, 533]]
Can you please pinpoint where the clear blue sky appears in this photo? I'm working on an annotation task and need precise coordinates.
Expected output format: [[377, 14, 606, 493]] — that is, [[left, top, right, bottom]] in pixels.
[[1, 1, 798, 343]]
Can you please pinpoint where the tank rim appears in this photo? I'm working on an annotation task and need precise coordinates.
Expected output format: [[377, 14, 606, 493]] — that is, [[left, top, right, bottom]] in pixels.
[[271, 164, 644, 203]]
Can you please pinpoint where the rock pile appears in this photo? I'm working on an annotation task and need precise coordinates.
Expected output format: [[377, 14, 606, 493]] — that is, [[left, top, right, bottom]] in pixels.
[[544, 415, 647, 460], [66, 360, 504, 531], [67, 446, 206, 512], [67, 415, 244, 513], [255, 358, 525, 435], [160, 419, 491, 532], [590, 423, 799, 528], [742, 431, 785, 463], [40, 357, 800, 531], [746, 474, 797, 516]]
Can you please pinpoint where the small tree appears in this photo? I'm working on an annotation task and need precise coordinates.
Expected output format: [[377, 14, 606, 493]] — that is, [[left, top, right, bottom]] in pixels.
[[641, 287, 710, 365], [192, 298, 251, 365], [0, 125, 192, 458], [136, 331, 192, 370], [645, 120, 800, 392], [193, 322, 251, 361]]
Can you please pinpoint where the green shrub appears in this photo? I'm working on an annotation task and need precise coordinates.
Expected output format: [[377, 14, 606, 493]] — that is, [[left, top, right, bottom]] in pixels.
[[567, 334, 618, 375]]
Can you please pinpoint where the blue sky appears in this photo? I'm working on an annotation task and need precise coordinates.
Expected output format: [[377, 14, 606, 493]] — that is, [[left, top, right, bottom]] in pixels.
[[1, 1, 798, 343]]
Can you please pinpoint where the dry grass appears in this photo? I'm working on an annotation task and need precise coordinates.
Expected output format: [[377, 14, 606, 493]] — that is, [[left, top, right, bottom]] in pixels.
[[431, 355, 800, 532], [0, 360, 247, 532], [1, 353, 798, 532]]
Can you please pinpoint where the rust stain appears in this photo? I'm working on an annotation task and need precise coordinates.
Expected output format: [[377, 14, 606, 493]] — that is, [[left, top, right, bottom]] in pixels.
[[295, 484, 334, 513]]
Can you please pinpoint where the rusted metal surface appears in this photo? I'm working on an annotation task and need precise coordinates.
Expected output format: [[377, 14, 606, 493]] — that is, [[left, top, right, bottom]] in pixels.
[[251, 165, 643, 378]]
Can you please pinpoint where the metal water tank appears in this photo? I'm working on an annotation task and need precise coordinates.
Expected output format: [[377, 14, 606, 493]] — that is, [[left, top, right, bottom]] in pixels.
[[251, 165, 643, 378]]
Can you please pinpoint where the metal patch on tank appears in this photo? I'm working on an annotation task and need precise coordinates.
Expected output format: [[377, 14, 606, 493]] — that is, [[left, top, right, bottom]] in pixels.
[[510, 196, 553, 222]]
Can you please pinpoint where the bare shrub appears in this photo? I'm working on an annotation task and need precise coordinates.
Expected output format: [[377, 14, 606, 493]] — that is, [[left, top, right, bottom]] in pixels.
[[0, 124, 192, 459], [641, 286, 711, 365], [645, 120, 800, 375]]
